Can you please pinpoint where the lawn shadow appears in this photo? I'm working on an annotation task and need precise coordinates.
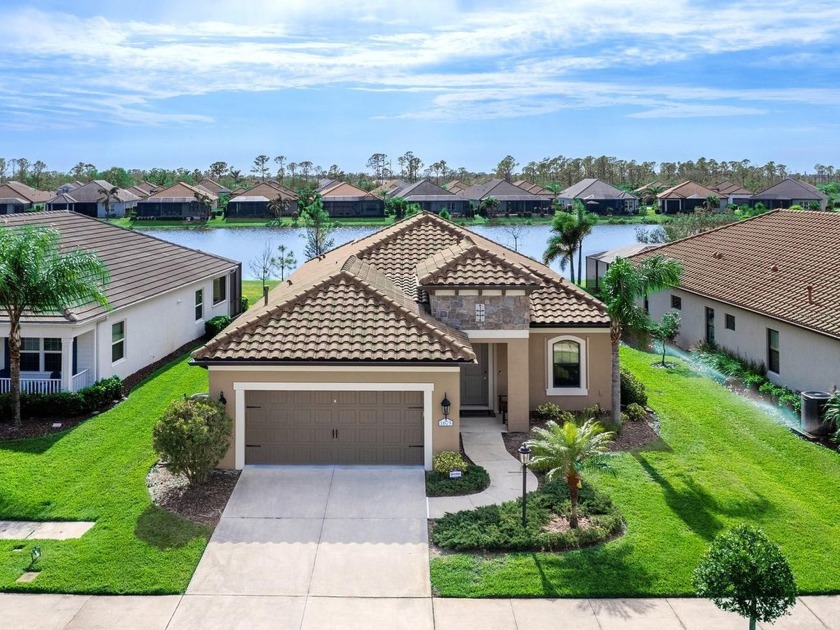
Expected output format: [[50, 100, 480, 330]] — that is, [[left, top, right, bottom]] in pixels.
[[633, 453, 772, 540], [134, 505, 209, 550], [0, 422, 86, 455]]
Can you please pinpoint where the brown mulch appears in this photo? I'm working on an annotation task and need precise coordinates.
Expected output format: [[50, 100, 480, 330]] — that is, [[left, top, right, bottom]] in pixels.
[[147, 463, 240, 528], [542, 514, 594, 534]]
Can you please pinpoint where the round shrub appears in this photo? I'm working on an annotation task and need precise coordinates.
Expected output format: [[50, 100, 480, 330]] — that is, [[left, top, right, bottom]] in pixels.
[[152, 397, 233, 485], [433, 450, 467, 474], [620, 368, 648, 407], [204, 315, 231, 339], [625, 402, 647, 422]]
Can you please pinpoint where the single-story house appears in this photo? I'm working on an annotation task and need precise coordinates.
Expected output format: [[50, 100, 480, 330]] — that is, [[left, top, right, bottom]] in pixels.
[[371, 179, 409, 197], [657, 181, 722, 214], [127, 182, 157, 199], [196, 178, 231, 198], [56, 181, 86, 195], [226, 183, 299, 218], [711, 181, 753, 206], [585, 243, 657, 293], [318, 181, 385, 217], [459, 179, 552, 215], [0, 181, 52, 214], [45, 180, 140, 218], [0, 211, 242, 395], [513, 180, 548, 195], [193, 211, 612, 470], [445, 180, 469, 195], [750, 178, 828, 211], [632, 181, 669, 205], [136, 182, 218, 219], [558, 178, 638, 215], [389, 180, 468, 215], [633, 210, 840, 394]]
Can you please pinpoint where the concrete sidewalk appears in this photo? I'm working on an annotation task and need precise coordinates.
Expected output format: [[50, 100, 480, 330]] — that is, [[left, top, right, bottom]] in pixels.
[[4, 594, 839, 629], [427, 417, 537, 518]]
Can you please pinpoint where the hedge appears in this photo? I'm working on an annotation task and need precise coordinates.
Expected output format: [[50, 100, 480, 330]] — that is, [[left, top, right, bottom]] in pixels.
[[0, 376, 123, 421]]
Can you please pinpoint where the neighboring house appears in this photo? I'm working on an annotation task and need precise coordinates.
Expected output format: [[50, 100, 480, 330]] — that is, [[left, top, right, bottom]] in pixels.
[[585, 243, 657, 293], [56, 181, 85, 195], [135, 182, 218, 219], [558, 178, 638, 215], [193, 211, 612, 470], [0, 181, 52, 214], [444, 180, 468, 195], [750, 178, 828, 211], [318, 181, 385, 217], [371, 179, 408, 197], [226, 183, 299, 218], [389, 180, 468, 215], [633, 210, 840, 394], [513, 180, 548, 195], [459, 179, 552, 214], [0, 211, 242, 395], [711, 181, 753, 206], [196, 178, 231, 198], [45, 180, 140, 218], [127, 182, 157, 199], [657, 181, 721, 214]]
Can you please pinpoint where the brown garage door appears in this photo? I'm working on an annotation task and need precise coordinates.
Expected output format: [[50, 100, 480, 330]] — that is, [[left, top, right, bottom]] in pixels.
[[245, 390, 424, 465]]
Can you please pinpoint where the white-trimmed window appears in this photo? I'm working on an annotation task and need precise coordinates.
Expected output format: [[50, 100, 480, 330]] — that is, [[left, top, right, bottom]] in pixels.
[[112, 321, 126, 363], [19, 338, 62, 373], [546, 335, 587, 396], [213, 276, 227, 305], [44, 338, 62, 373], [195, 289, 204, 321]]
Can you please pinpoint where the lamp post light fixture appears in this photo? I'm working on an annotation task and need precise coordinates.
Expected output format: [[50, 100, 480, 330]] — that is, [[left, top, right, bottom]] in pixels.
[[441, 393, 451, 419], [518, 444, 532, 528]]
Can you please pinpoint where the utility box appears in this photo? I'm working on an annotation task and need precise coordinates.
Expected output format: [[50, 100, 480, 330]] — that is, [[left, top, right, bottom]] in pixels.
[[800, 391, 832, 436]]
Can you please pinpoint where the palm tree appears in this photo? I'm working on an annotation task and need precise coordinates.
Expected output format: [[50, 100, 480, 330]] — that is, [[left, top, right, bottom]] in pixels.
[[601, 256, 682, 424], [572, 200, 597, 285], [228, 169, 244, 187], [543, 211, 582, 282], [527, 419, 614, 528], [267, 195, 289, 221], [97, 186, 120, 218], [0, 226, 109, 426], [193, 192, 213, 221], [544, 182, 563, 211], [478, 196, 499, 219]]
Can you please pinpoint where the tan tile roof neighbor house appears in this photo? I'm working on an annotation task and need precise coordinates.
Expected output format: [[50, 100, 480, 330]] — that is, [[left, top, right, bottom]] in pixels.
[[144, 181, 218, 202], [0, 181, 53, 204], [658, 181, 718, 200], [631, 210, 840, 340], [194, 212, 609, 364]]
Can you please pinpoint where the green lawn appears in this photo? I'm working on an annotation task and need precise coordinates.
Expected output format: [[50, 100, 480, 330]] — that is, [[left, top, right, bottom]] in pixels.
[[0, 355, 210, 593], [242, 280, 279, 306], [431, 346, 840, 597]]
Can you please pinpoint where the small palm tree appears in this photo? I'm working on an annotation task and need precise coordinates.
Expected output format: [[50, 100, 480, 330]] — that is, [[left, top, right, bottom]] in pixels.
[[97, 186, 119, 218], [572, 200, 597, 285], [526, 419, 614, 528], [267, 195, 290, 223], [0, 226, 109, 426], [193, 192, 213, 221], [544, 211, 582, 282], [479, 196, 499, 219]]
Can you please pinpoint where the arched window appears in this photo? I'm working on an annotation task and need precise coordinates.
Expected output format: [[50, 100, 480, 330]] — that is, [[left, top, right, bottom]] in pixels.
[[546, 335, 587, 396]]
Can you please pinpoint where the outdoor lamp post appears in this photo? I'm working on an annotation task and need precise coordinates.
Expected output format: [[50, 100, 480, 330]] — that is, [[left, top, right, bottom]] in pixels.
[[518, 444, 532, 528], [441, 393, 451, 419]]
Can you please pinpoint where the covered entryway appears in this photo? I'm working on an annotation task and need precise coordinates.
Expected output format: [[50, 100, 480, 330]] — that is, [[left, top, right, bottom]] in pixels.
[[244, 389, 424, 465], [460, 343, 490, 407]]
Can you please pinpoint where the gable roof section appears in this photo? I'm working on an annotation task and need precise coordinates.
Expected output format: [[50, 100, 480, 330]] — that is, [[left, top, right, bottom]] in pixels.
[[560, 178, 636, 200], [232, 183, 298, 201], [48, 180, 139, 204], [658, 181, 718, 200], [0, 181, 52, 204], [752, 177, 827, 201], [193, 254, 475, 364], [197, 179, 231, 195], [417, 238, 541, 288], [632, 210, 840, 340], [393, 180, 458, 200], [459, 179, 543, 201], [320, 181, 375, 199], [513, 181, 547, 195], [0, 211, 238, 324], [712, 181, 753, 196], [632, 181, 668, 195], [445, 180, 468, 194], [142, 182, 218, 202]]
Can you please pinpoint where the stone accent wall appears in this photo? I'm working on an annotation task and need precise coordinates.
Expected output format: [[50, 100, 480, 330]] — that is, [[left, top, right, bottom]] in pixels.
[[430, 294, 530, 330]]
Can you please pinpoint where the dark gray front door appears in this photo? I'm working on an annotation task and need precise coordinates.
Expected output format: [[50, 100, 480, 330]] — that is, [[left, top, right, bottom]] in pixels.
[[461, 343, 489, 406]]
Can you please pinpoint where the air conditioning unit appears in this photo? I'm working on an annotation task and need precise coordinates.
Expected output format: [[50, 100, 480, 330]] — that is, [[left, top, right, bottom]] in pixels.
[[800, 391, 832, 436]]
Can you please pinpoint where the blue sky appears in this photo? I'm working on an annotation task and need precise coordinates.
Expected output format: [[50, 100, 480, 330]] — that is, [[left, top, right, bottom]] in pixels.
[[2, 0, 839, 175]]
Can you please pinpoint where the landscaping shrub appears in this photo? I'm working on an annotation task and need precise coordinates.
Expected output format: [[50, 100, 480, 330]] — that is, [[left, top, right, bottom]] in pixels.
[[426, 464, 490, 497], [79, 375, 123, 410], [152, 397, 233, 485], [620, 368, 648, 407], [432, 480, 623, 551], [204, 315, 231, 338], [534, 402, 575, 424], [240, 296, 249, 312], [0, 376, 123, 421], [625, 402, 647, 422], [433, 450, 467, 474]]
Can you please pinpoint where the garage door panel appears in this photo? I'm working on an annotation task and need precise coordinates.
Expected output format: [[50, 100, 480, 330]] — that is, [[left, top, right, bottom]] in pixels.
[[244, 389, 425, 465]]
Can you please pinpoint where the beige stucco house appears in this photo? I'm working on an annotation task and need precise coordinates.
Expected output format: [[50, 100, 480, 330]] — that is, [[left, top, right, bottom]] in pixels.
[[193, 212, 612, 470], [633, 210, 840, 395]]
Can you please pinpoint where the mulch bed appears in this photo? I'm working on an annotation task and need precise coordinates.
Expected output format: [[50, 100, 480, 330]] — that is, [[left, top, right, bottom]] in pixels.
[[147, 463, 240, 528]]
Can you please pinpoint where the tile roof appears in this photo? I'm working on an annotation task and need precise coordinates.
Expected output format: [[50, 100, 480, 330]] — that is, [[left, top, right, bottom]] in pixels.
[[658, 181, 718, 200], [320, 182, 375, 199], [0, 181, 52, 204], [231, 183, 298, 201], [142, 182, 218, 202], [445, 180, 468, 194], [752, 178, 827, 201], [0, 211, 238, 325], [416, 238, 542, 287], [631, 210, 840, 340], [194, 212, 609, 364], [392, 180, 456, 199], [47, 180, 140, 205], [513, 180, 547, 195], [560, 178, 636, 201], [711, 181, 753, 196], [459, 179, 543, 201], [196, 179, 231, 195]]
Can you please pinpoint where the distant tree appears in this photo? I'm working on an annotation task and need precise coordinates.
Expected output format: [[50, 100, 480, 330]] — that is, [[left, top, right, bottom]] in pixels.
[[398, 151, 423, 182], [69, 162, 96, 180], [544, 182, 563, 209], [97, 186, 120, 218], [0, 225, 109, 425], [366, 153, 388, 182], [495, 155, 518, 181], [251, 155, 271, 181], [478, 196, 499, 219], [694, 525, 797, 630], [430, 160, 448, 184], [543, 211, 582, 282], [228, 169, 245, 187], [100, 167, 133, 189], [704, 195, 721, 212], [503, 222, 528, 252], [267, 195, 289, 221], [274, 155, 286, 182], [327, 164, 344, 179], [287, 162, 298, 187], [636, 210, 737, 244], [651, 311, 681, 366], [301, 193, 336, 258], [0, 158, 6, 182], [13, 158, 30, 181], [275, 244, 297, 281], [30, 161, 47, 188], [193, 191, 213, 221], [299, 160, 313, 183], [248, 241, 278, 288], [571, 200, 598, 285], [601, 256, 682, 424], [642, 183, 665, 206], [385, 197, 410, 220], [208, 161, 229, 179]]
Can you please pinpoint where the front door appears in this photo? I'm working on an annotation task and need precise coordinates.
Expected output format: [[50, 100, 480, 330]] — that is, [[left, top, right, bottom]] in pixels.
[[461, 343, 489, 406]]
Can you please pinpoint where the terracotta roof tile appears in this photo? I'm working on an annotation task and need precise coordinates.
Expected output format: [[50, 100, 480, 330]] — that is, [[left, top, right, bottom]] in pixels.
[[417, 238, 542, 287], [632, 210, 840, 339], [658, 181, 718, 200]]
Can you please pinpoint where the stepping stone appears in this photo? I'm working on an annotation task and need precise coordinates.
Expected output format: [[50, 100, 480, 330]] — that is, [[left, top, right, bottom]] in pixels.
[[16, 572, 39, 583], [0, 522, 38, 539], [0, 520, 95, 540]]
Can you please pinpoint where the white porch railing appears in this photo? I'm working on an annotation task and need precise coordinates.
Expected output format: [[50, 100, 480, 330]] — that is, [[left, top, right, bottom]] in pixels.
[[0, 378, 63, 395], [71, 369, 93, 392]]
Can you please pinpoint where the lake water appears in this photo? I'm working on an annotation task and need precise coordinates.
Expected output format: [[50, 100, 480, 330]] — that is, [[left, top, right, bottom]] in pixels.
[[139, 223, 639, 281]]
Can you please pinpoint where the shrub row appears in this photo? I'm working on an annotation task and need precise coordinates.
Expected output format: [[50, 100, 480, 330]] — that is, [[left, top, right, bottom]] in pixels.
[[620, 368, 648, 407], [0, 376, 123, 421], [426, 464, 491, 497]]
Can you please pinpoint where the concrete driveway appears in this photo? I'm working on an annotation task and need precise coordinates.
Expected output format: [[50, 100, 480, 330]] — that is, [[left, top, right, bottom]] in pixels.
[[178, 466, 433, 629]]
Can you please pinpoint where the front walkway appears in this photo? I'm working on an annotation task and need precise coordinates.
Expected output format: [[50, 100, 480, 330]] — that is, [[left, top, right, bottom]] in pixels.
[[427, 416, 538, 518]]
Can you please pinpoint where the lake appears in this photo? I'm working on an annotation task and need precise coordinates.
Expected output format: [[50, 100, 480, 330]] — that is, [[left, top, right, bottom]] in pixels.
[[139, 223, 640, 280]]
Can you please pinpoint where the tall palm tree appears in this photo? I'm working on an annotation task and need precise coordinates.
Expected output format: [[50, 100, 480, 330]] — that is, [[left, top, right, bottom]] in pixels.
[[572, 200, 597, 285], [267, 195, 289, 220], [543, 211, 582, 282], [526, 419, 614, 528], [601, 256, 682, 423], [97, 186, 120, 218], [0, 226, 109, 426]]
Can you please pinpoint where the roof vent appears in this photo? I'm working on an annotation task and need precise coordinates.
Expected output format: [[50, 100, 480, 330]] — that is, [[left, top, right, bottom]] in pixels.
[[807, 285, 814, 304], [713, 251, 723, 260], [771, 264, 779, 272]]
